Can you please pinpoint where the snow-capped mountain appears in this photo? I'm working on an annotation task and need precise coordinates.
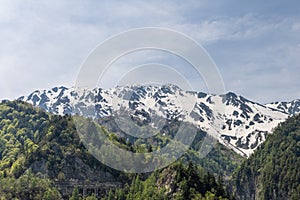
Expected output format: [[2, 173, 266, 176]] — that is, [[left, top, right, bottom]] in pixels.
[[18, 85, 295, 157], [266, 99, 300, 116]]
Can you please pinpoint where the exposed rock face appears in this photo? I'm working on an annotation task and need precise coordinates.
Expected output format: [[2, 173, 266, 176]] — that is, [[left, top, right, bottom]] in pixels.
[[28, 149, 123, 198], [266, 99, 300, 116], [19, 85, 298, 157]]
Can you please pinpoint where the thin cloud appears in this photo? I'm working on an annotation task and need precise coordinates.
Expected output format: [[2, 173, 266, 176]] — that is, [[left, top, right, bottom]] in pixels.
[[0, 0, 299, 103]]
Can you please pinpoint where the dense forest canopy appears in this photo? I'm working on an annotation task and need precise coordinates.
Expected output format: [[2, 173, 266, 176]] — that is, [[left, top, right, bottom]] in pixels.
[[234, 114, 300, 200], [0, 100, 299, 199]]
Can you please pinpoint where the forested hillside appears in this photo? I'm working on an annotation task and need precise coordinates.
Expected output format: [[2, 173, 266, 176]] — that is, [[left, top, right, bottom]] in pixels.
[[233, 114, 300, 200], [0, 100, 238, 199], [106, 161, 231, 200], [3, 100, 298, 199], [0, 101, 123, 199]]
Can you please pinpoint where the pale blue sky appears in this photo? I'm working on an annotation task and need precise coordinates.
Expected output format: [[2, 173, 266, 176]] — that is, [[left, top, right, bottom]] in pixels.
[[0, 0, 299, 103]]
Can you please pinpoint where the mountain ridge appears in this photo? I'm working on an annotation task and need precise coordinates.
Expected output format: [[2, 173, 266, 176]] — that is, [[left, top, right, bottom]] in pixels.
[[18, 85, 298, 157]]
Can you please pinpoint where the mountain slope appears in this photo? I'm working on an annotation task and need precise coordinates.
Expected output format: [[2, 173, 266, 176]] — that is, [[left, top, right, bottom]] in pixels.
[[19, 85, 290, 157], [0, 100, 244, 198], [233, 114, 300, 200], [0, 100, 244, 200], [110, 161, 231, 200], [0, 100, 124, 199], [266, 99, 300, 116]]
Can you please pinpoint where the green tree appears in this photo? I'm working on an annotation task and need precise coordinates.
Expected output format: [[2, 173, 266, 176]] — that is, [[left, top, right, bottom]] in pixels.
[[70, 187, 79, 200]]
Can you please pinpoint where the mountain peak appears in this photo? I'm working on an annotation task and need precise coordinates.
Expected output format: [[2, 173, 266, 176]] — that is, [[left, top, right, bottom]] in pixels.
[[225, 91, 238, 97], [18, 85, 298, 157], [265, 99, 300, 115]]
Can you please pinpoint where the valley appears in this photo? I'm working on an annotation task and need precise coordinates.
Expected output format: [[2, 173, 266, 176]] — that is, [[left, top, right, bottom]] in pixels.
[[0, 85, 299, 199]]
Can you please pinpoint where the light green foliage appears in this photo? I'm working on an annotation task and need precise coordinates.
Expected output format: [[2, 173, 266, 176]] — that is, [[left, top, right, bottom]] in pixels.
[[0, 101, 50, 177], [0, 172, 62, 199], [3, 100, 297, 200], [0, 101, 124, 198], [69, 187, 79, 200], [103, 161, 230, 200]]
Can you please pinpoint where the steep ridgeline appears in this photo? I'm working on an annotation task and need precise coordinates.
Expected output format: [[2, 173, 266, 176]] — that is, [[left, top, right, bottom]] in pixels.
[[266, 99, 300, 116], [233, 114, 300, 200], [19, 85, 293, 157]]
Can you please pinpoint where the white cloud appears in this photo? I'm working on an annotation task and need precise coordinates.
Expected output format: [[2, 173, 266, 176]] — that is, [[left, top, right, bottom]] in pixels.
[[172, 14, 297, 45], [0, 0, 299, 103]]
